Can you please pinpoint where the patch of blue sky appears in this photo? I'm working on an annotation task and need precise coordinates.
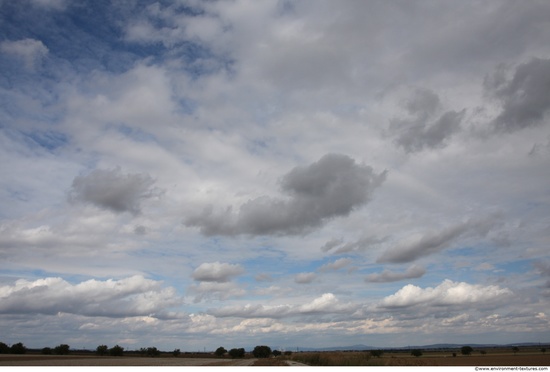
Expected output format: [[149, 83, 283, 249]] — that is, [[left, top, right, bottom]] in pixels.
[[23, 130, 68, 152]]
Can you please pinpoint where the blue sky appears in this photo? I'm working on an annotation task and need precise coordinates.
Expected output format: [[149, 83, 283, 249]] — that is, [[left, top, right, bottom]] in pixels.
[[1, 0, 550, 351]]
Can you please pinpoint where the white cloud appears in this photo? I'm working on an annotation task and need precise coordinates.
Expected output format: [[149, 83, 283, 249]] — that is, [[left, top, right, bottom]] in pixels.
[[379, 279, 512, 309], [0, 276, 179, 317]]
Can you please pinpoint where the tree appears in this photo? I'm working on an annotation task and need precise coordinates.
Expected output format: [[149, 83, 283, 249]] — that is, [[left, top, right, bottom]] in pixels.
[[229, 348, 245, 358], [370, 350, 384, 358], [541, 348, 546, 354], [215, 346, 227, 357], [10, 342, 27, 354], [252, 345, 272, 358], [146, 347, 160, 357], [54, 344, 70, 355], [411, 349, 423, 357], [461, 346, 473, 356], [0, 342, 10, 354], [109, 345, 124, 356], [512, 346, 519, 355], [173, 348, 181, 357], [272, 350, 282, 357], [42, 347, 52, 355], [96, 345, 108, 356]]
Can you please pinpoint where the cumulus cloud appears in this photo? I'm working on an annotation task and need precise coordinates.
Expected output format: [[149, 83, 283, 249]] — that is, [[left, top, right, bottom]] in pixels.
[[185, 154, 386, 236], [0, 276, 179, 317], [377, 215, 499, 263], [390, 88, 465, 153], [192, 262, 244, 282], [379, 279, 512, 309], [486, 58, 550, 132], [68, 168, 158, 215], [366, 265, 426, 283], [294, 272, 316, 284], [0, 38, 49, 69]]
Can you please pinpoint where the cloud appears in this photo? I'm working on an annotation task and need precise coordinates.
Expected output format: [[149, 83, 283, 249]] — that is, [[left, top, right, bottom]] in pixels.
[[0, 38, 49, 69], [192, 262, 244, 282], [185, 154, 386, 236], [189, 282, 246, 303], [390, 89, 465, 153], [210, 293, 357, 319], [298, 293, 357, 314], [294, 272, 316, 284], [322, 235, 385, 255], [68, 168, 158, 215], [366, 265, 426, 283], [377, 215, 499, 263], [0, 276, 179, 317], [487, 58, 550, 132], [319, 258, 353, 272], [379, 279, 512, 309]]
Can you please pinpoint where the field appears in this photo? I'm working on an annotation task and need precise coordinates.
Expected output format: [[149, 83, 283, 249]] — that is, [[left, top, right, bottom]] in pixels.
[[288, 348, 550, 367], [1, 347, 548, 366]]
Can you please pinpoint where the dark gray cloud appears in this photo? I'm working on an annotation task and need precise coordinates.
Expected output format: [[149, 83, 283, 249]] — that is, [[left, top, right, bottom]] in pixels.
[[487, 58, 550, 132], [390, 89, 465, 153], [185, 154, 386, 236], [68, 168, 157, 215], [366, 265, 426, 283], [377, 216, 498, 264]]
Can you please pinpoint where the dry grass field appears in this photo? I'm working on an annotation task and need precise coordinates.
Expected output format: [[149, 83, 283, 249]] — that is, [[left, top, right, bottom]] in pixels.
[[288, 349, 550, 367]]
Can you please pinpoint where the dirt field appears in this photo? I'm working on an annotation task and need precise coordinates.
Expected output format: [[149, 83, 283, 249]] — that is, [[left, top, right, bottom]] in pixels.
[[0, 355, 260, 366]]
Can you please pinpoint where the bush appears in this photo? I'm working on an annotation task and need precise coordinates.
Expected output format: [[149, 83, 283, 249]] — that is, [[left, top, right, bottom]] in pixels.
[[461, 346, 473, 356], [229, 348, 245, 358], [54, 344, 70, 355], [96, 345, 108, 356], [10, 342, 27, 354], [109, 345, 124, 356], [173, 348, 181, 357], [252, 345, 272, 358]]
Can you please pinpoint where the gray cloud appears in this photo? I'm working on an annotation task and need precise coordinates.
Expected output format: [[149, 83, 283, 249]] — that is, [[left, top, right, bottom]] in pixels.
[[487, 58, 550, 132], [390, 89, 465, 153], [185, 154, 386, 236], [192, 262, 244, 283], [294, 272, 316, 284], [322, 235, 385, 255], [319, 258, 353, 272], [366, 265, 426, 283], [377, 216, 498, 264], [68, 168, 157, 215]]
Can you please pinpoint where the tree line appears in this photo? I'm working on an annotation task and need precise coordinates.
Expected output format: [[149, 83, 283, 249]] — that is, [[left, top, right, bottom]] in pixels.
[[0, 341, 286, 358]]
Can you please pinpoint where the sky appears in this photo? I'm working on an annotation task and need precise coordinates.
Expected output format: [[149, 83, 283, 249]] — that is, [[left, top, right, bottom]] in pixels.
[[1, 0, 550, 352]]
